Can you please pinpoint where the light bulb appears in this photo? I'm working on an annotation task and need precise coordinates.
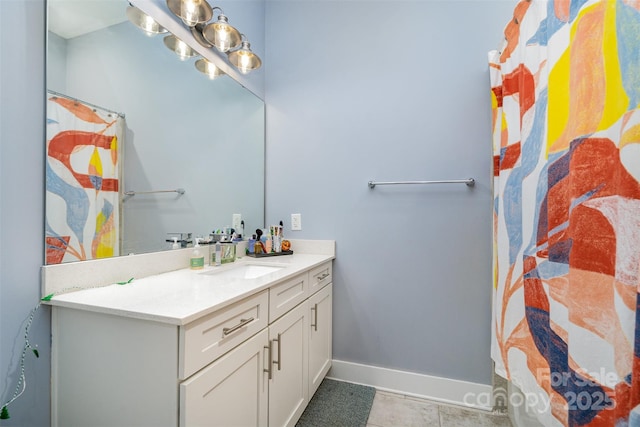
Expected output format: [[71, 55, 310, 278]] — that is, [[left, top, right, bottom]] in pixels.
[[238, 54, 251, 74], [140, 16, 159, 35], [213, 23, 232, 51], [228, 40, 261, 74], [180, 0, 203, 26], [202, 13, 241, 53], [167, 0, 212, 27], [175, 39, 192, 60], [126, 6, 166, 36], [195, 58, 225, 80], [163, 35, 197, 61]]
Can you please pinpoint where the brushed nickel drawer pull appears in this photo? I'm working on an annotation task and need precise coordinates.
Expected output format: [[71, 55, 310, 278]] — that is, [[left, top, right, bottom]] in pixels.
[[273, 333, 281, 371], [264, 344, 272, 380], [311, 303, 318, 332], [317, 273, 329, 280], [222, 317, 255, 337]]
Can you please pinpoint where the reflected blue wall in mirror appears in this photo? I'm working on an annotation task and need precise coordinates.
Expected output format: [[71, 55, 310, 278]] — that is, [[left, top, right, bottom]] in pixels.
[[47, 14, 264, 263]]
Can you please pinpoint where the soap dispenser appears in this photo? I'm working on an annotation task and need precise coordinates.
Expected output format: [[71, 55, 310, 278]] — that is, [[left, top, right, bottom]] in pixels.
[[190, 238, 205, 270], [172, 237, 180, 250]]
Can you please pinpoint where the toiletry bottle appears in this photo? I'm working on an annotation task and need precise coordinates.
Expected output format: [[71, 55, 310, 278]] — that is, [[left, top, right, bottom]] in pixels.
[[215, 241, 222, 266], [254, 229, 265, 254], [190, 238, 204, 270], [172, 237, 180, 250], [248, 234, 256, 254]]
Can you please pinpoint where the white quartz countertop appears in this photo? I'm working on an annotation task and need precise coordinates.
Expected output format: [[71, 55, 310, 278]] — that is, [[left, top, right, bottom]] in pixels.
[[48, 253, 333, 325]]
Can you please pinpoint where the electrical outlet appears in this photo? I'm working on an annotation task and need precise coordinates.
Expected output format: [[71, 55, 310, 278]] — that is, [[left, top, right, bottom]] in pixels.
[[291, 213, 302, 231], [232, 214, 242, 231]]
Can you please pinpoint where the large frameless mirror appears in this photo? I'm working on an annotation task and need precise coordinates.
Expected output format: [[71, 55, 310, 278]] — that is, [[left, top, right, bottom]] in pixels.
[[45, 0, 265, 264]]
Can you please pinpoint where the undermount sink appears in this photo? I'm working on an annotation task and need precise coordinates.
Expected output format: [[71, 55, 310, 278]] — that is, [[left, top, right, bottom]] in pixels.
[[200, 263, 284, 279]]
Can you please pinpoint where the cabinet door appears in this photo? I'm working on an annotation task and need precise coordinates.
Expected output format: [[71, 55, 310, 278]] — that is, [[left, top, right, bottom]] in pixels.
[[268, 302, 309, 427], [180, 329, 269, 427], [308, 283, 333, 397]]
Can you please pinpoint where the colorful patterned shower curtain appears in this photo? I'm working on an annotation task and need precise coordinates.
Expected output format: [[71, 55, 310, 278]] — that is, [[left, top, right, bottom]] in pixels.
[[46, 94, 124, 264], [490, 1, 640, 426]]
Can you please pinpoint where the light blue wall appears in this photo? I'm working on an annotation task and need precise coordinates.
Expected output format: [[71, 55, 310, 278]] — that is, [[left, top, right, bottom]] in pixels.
[[46, 31, 66, 92], [264, 0, 514, 384], [0, 1, 50, 426]]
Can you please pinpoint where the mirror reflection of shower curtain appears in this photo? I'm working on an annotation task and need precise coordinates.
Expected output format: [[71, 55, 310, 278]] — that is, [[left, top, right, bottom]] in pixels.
[[46, 93, 125, 264]]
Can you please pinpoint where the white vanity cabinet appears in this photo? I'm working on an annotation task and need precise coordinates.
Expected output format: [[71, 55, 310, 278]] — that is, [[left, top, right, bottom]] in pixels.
[[52, 307, 180, 427], [180, 329, 269, 427], [50, 257, 333, 427], [308, 282, 332, 397], [307, 262, 333, 398], [179, 290, 270, 427], [268, 301, 309, 427]]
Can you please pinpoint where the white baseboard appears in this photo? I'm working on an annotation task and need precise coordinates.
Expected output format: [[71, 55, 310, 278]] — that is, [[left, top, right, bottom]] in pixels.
[[327, 359, 493, 411]]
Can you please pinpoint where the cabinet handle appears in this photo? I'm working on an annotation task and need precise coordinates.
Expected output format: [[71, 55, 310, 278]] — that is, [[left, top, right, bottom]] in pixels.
[[311, 303, 318, 332], [222, 317, 255, 337], [273, 333, 281, 371], [264, 344, 272, 380], [316, 272, 329, 281]]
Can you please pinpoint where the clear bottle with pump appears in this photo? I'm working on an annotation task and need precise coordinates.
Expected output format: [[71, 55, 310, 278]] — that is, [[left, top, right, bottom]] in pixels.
[[190, 238, 205, 270], [172, 237, 180, 250]]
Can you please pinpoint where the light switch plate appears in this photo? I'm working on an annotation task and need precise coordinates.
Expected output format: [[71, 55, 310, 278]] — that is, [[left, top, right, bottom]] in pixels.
[[291, 213, 302, 231], [232, 214, 242, 231]]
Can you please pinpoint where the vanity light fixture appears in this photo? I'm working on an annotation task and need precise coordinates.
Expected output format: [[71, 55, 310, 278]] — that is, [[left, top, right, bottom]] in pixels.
[[166, 0, 212, 27], [202, 8, 241, 53], [142, 0, 263, 75], [227, 35, 262, 74], [126, 5, 167, 36], [163, 34, 199, 61], [195, 58, 225, 79]]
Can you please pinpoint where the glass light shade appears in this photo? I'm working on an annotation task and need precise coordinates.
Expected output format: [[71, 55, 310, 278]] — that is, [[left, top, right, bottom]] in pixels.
[[126, 6, 167, 36], [202, 14, 241, 52], [228, 41, 262, 74], [195, 58, 225, 80], [163, 35, 198, 61], [166, 0, 212, 27]]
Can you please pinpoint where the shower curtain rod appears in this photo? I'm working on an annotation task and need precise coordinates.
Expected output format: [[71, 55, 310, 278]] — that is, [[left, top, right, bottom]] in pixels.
[[47, 90, 126, 118]]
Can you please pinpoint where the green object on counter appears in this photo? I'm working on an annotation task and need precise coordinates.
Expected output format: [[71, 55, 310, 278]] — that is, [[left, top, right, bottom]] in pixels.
[[0, 405, 9, 419], [41, 293, 54, 302], [117, 278, 134, 285], [220, 242, 236, 264]]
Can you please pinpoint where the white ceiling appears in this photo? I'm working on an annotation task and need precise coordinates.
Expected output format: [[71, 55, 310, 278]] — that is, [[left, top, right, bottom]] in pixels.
[[48, 0, 128, 39]]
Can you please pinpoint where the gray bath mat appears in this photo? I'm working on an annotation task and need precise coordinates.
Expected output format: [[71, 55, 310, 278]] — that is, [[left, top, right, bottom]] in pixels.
[[296, 378, 376, 427]]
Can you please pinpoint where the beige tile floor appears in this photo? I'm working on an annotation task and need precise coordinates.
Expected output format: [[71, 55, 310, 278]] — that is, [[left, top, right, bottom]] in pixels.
[[366, 390, 514, 427]]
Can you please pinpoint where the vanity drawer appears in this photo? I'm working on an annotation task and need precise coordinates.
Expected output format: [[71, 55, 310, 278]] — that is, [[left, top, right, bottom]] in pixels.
[[179, 290, 269, 379], [269, 272, 308, 323], [308, 262, 332, 296]]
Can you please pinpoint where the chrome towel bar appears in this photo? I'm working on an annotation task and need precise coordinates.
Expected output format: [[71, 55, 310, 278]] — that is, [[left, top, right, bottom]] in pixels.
[[368, 179, 475, 189], [124, 188, 186, 196]]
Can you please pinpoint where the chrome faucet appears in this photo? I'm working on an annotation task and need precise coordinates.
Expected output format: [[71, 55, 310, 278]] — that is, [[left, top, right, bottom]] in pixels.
[[166, 232, 192, 248]]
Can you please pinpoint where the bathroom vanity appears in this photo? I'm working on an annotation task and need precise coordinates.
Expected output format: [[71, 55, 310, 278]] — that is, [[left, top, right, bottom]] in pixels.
[[45, 241, 334, 427]]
